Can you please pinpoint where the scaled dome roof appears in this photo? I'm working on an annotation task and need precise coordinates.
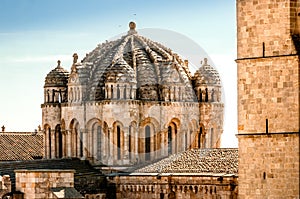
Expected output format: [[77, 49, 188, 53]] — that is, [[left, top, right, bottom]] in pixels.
[[44, 60, 69, 87], [79, 22, 195, 101], [194, 58, 221, 86]]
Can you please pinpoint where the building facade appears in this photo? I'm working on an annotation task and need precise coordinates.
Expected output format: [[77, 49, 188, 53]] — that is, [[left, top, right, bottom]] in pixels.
[[41, 22, 224, 167], [236, 0, 300, 198]]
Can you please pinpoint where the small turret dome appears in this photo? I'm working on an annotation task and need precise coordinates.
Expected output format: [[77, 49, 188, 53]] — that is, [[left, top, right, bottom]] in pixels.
[[194, 58, 221, 86], [44, 60, 69, 87], [105, 59, 136, 83]]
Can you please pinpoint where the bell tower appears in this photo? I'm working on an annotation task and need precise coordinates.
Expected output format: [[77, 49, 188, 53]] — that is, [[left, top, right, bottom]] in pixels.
[[236, 0, 299, 198]]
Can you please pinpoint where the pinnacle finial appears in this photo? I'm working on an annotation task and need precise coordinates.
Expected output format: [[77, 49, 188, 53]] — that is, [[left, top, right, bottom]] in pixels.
[[73, 53, 78, 64], [57, 60, 61, 68], [204, 58, 208, 65], [128, 21, 137, 35], [129, 21, 136, 30]]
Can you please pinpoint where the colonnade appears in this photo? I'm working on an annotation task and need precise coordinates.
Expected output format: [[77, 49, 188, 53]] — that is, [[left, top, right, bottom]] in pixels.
[[43, 120, 215, 165]]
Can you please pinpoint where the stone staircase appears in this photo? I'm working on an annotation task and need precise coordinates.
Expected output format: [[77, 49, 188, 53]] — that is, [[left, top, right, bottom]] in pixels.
[[0, 158, 107, 195]]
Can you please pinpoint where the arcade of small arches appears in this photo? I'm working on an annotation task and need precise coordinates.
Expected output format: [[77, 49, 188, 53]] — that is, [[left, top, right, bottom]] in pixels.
[[44, 84, 221, 104], [43, 118, 217, 165]]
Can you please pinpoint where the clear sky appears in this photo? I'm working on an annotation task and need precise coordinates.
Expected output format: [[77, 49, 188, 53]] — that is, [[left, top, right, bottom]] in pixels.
[[0, 0, 237, 147]]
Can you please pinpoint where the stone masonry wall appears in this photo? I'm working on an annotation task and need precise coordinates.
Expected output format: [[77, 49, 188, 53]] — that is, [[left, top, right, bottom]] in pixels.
[[0, 175, 11, 198], [112, 174, 238, 199], [15, 169, 75, 199], [237, 56, 299, 133], [237, 0, 299, 58], [238, 133, 299, 198]]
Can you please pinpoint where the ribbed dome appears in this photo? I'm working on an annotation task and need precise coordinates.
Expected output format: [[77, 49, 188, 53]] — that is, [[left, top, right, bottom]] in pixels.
[[105, 59, 136, 83], [194, 58, 221, 86], [44, 60, 69, 87], [80, 22, 195, 101]]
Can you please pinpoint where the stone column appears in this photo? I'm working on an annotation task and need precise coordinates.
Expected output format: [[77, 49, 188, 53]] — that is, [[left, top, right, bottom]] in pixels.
[[126, 86, 130, 99], [76, 129, 80, 158], [120, 86, 124, 100], [108, 128, 114, 165], [113, 84, 118, 99], [44, 129, 49, 159], [161, 132, 165, 157], [123, 127, 129, 164], [66, 130, 72, 158], [93, 128, 97, 160], [51, 129, 56, 159], [82, 129, 87, 159]]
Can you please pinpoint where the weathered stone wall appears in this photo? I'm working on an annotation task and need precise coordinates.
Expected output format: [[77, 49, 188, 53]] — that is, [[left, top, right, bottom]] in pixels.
[[237, 0, 300, 198], [0, 175, 11, 198], [15, 169, 75, 199], [237, 0, 299, 58], [111, 174, 238, 199], [237, 56, 299, 133], [199, 103, 224, 148], [238, 133, 299, 198]]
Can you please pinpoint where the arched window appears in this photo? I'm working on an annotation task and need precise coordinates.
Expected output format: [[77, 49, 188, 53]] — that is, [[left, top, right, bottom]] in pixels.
[[111, 85, 114, 99], [168, 122, 177, 155], [205, 88, 208, 102], [198, 127, 203, 149], [117, 85, 120, 99], [56, 125, 63, 158], [211, 128, 214, 147], [48, 127, 52, 159], [117, 126, 121, 160], [97, 126, 101, 160], [185, 132, 188, 150], [129, 125, 132, 160], [145, 125, 151, 161], [80, 130, 83, 158], [168, 126, 172, 155], [199, 88, 202, 102]]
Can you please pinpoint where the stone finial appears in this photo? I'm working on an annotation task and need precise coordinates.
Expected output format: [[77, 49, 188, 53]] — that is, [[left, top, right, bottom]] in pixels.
[[128, 22, 137, 35], [184, 60, 189, 66], [73, 53, 78, 64], [57, 60, 61, 68], [203, 58, 208, 65], [129, 21, 136, 30], [38, 125, 41, 131], [1, 125, 5, 132]]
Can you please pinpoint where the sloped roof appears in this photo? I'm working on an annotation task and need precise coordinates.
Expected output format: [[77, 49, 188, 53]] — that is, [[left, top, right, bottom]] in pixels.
[[0, 132, 43, 161], [51, 187, 84, 199], [134, 148, 238, 175]]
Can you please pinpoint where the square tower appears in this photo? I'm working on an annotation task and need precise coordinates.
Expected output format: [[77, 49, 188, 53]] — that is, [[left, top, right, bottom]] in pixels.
[[236, 0, 299, 198]]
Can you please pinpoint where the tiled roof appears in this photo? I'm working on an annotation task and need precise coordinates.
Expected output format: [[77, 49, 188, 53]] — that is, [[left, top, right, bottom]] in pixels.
[[134, 148, 238, 175], [51, 187, 84, 198], [0, 132, 43, 161]]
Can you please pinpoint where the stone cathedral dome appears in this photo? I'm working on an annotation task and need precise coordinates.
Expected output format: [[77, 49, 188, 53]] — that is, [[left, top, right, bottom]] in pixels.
[[78, 22, 195, 101], [44, 60, 69, 87], [194, 58, 221, 86]]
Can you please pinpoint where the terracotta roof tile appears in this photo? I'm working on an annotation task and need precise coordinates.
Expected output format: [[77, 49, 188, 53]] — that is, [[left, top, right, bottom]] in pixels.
[[0, 132, 43, 161], [134, 148, 238, 175]]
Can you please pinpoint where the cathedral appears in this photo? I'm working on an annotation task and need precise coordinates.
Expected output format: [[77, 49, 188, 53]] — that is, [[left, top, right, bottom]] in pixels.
[[0, 1, 299, 198], [41, 21, 224, 167]]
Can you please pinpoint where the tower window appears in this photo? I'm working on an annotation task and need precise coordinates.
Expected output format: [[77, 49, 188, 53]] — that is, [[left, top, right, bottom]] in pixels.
[[145, 125, 151, 161], [205, 88, 208, 102], [168, 126, 172, 155], [198, 127, 203, 148], [117, 126, 121, 160]]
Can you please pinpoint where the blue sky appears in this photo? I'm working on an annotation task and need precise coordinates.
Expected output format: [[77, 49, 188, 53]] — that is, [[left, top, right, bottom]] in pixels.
[[0, 0, 237, 147]]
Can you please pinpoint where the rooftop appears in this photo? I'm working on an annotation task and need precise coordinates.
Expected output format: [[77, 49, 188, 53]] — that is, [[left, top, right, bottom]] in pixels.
[[0, 132, 43, 161], [133, 148, 238, 175]]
